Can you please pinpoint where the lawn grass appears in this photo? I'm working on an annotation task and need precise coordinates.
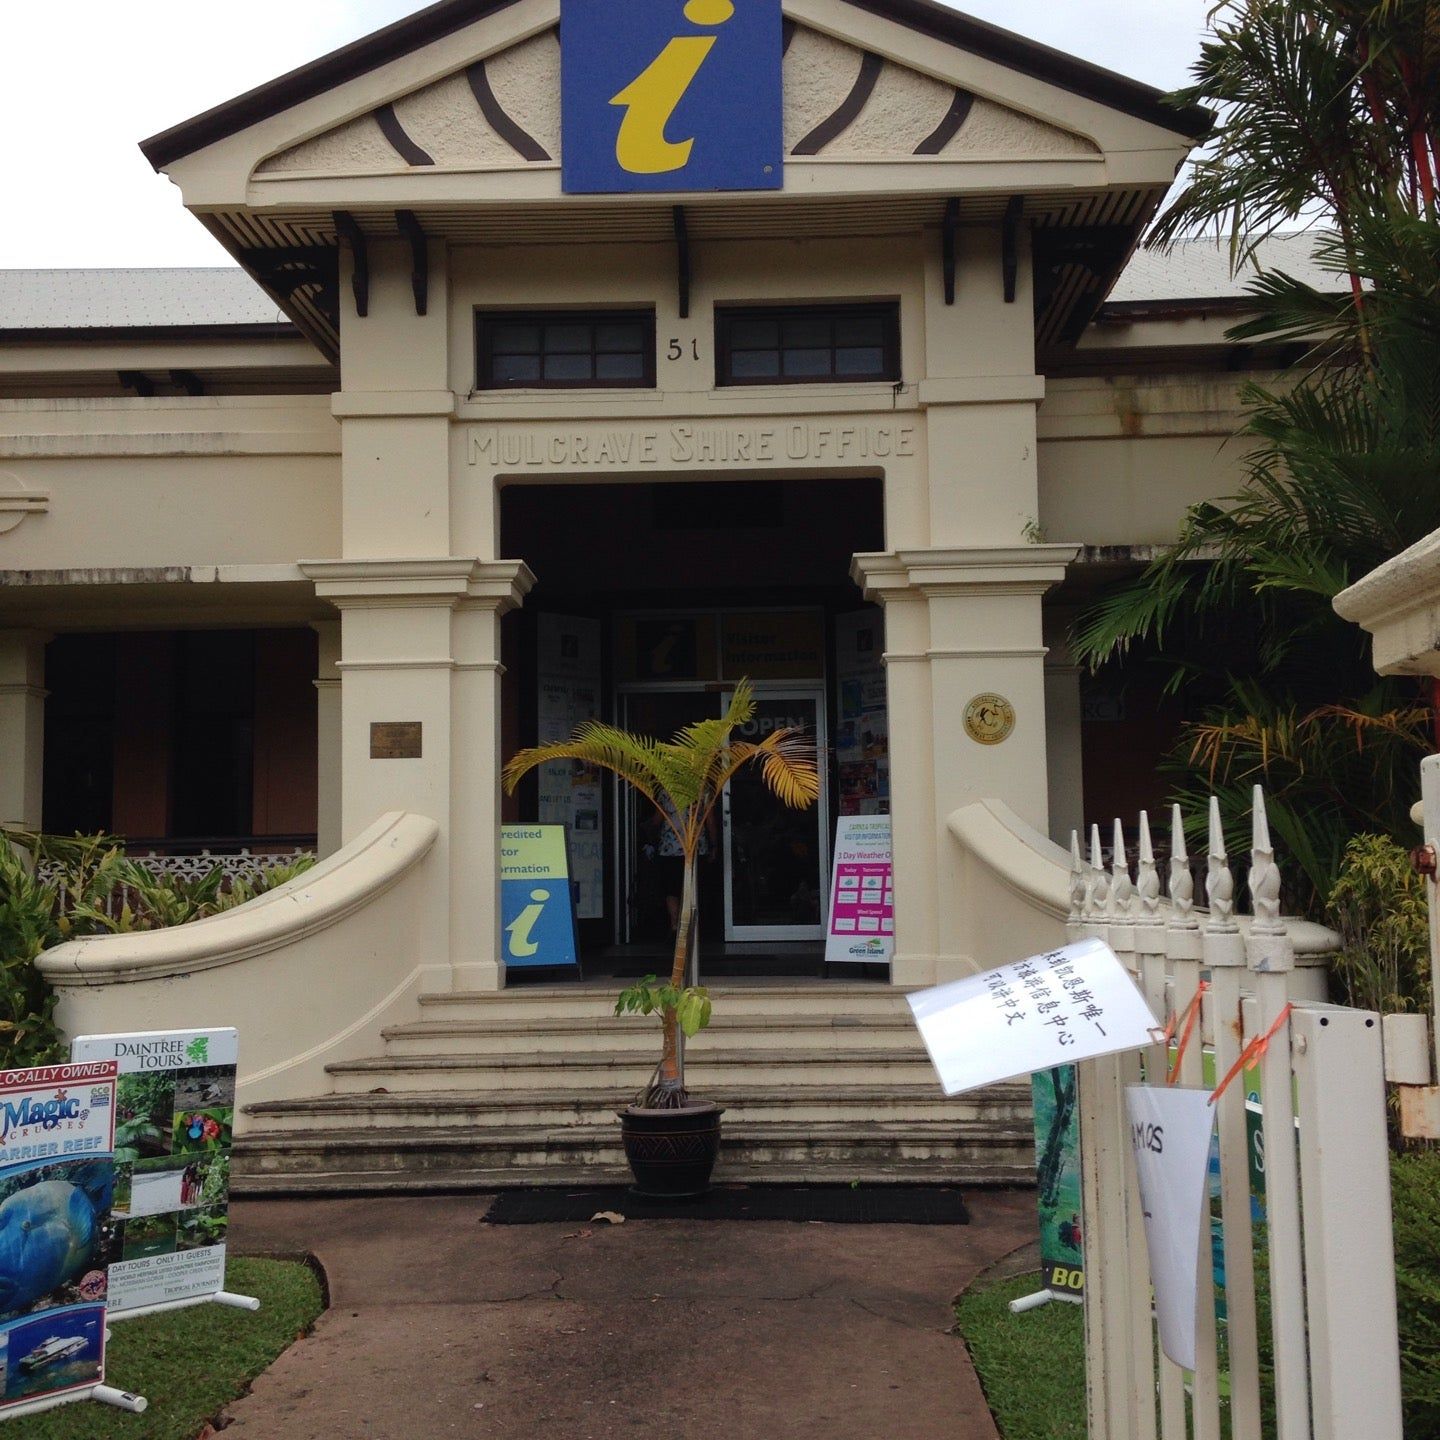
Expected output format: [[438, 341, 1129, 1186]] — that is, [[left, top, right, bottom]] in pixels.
[[18, 1257, 324, 1440], [954, 1271, 1086, 1440]]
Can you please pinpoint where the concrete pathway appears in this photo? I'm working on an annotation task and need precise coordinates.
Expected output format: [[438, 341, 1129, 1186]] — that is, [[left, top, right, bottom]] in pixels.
[[225, 1189, 1034, 1439]]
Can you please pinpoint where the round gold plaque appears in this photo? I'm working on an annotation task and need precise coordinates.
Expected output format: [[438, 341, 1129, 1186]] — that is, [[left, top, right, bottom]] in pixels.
[[964, 693, 1016, 746]]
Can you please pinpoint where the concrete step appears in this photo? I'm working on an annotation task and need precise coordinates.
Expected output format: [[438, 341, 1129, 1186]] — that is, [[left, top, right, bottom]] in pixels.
[[419, 983, 913, 1024], [381, 1012, 920, 1057], [231, 1117, 1035, 1194], [325, 1047, 942, 1093], [245, 1082, 1029, 1132]]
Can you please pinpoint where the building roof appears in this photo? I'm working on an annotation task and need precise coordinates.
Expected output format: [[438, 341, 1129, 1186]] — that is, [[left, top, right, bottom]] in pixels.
[[140, 0, 1211, 171], [1107, 233, 1342, 307], [0, 235, 1338, 336], [0, 268, 289, 333]]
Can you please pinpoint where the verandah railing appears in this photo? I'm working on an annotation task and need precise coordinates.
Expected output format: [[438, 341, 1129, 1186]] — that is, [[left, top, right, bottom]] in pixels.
[[1072, 788, 1403, 1440]]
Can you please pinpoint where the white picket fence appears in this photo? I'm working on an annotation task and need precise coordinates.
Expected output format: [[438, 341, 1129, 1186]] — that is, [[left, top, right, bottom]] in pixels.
[[1071, 787, 1403, 1440]]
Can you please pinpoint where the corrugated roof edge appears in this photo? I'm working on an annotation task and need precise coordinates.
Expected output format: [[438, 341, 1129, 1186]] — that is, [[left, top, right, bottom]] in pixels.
[[139, 0, 1212, 171]]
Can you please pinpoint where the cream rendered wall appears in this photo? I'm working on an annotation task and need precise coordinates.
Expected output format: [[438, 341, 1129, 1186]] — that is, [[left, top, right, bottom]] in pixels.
[[0, 396, 340, 570], [1037, 373, 1260, 548]]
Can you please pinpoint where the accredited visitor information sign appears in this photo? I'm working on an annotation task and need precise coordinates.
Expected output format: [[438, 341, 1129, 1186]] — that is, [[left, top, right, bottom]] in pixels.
[[70, 1030, 238, 1317], [0, 1061, 118, 1417], [500, 826, 581, 970]]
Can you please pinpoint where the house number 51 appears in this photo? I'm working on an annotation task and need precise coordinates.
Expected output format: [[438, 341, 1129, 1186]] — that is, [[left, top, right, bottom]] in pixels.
[[667, 339, 701, 361]]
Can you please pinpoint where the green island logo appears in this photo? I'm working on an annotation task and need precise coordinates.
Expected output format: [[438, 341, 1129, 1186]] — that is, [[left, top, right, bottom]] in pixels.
[[185, 1037, 209, 1064]]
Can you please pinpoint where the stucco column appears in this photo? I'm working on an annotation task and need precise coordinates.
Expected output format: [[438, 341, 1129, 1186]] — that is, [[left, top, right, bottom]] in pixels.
[[853, 547, 1077, 985], [311, 619, 342, 859], [0, 630, 49, 830], [301, 558, 534, 994], [450, 563, 533, 992]]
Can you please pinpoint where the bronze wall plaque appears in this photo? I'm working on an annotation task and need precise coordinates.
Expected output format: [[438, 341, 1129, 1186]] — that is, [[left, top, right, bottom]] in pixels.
[[370, 722, 423, 760]]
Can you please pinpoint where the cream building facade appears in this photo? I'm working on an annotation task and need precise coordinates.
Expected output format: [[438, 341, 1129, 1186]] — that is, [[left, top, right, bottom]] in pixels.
[[4, 0, 1324, 1186]]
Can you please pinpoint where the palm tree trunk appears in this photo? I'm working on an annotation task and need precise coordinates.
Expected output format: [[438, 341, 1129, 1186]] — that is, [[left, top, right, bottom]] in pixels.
[[656, 853, 697, 1100]]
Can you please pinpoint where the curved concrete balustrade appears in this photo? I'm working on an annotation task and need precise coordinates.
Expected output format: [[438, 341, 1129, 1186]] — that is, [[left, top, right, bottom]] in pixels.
[[38, 811, 444, 1119], [947, 799, 1337, 998]]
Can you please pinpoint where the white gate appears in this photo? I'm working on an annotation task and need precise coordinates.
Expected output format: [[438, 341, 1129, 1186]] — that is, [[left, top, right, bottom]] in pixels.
[[1072, 787, 1403, 1440]]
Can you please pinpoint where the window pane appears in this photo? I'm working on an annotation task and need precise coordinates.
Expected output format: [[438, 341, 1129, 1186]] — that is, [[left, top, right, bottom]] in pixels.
[[494, 354, 541, 383], [730, 350, 780, 378], [783, 316, 831, 348], [836, 346, 886, 375], [489, 324, 540, 354], [783, 348, 832, 377], [596, 323, 643, 353], [543, 353, 593, 381], [834, 315, 884, 347], [596, 352, 644, 380], [545, 324, 591, 354], [728, 318, 780, 349]]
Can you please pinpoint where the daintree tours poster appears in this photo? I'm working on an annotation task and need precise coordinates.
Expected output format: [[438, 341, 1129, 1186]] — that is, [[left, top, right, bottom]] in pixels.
[[69, 1031, 238, 1316], [907, 938, 1160, 1096], [1032, 1066, 1084, 1298], [825, 815, 894, 964], [0, 1061, 118, 1415]]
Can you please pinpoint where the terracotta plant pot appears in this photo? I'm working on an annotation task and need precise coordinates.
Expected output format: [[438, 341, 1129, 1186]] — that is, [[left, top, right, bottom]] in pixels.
[[617, 1102, 724, 1197]]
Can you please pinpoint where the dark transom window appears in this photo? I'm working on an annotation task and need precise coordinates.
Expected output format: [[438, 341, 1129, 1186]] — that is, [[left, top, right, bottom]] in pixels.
[[716, 304, 900, 386], [477, 310, 655, 389]]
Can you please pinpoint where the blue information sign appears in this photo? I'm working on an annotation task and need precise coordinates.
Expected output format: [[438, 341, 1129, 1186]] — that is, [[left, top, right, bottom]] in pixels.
[[500, 826, 581, 970], [561, 0, 783, 194]]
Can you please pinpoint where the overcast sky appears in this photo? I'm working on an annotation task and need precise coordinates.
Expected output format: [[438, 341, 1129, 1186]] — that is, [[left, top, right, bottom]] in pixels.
[[0, 0, 1214, 269]]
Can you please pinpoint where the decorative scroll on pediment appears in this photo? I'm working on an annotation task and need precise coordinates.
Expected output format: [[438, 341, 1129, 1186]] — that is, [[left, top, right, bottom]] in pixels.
[[254, 23, 1097, 179]]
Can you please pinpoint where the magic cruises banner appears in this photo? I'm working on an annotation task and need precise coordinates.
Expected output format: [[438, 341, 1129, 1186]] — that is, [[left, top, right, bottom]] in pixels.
[[0, 1061, 118, 1415], [70, 1030, 238, 1316]]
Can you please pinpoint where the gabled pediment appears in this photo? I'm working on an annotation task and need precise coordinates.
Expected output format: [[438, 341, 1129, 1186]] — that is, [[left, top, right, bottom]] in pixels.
[[252, 21, 1098, 182]]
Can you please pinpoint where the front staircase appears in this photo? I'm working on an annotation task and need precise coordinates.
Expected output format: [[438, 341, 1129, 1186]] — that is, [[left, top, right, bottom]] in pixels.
[[234, 982, 1034, 1192]]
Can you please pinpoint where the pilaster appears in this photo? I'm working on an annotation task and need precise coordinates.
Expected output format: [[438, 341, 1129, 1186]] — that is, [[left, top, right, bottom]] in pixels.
[[300, 557, 534, 993], [852, 545, 1078, 985], [311, 619, 342, 859], [0, 630, 49, 830]]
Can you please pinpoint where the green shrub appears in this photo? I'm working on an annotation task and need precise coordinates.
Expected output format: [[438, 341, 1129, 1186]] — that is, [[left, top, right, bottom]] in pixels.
[[1392, 1150, 1440, 1438], [1326, 833, 1431, 1017], [0, 832, 317, 1065]]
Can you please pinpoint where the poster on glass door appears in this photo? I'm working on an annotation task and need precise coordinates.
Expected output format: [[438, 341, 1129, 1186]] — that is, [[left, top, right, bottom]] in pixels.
[[834, 610, 889, 816], [825, 815, 894, 963]]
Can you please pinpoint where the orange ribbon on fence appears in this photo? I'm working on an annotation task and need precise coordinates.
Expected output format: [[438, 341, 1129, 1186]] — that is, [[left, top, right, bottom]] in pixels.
[[1209, 1002, 1294, 1105], [1164, 979, 1209, 1087]]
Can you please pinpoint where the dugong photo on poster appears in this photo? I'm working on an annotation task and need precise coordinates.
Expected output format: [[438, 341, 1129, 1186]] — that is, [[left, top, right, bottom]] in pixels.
[[0, 1061, 118, 1415], [70, 1030, 238, 1315]]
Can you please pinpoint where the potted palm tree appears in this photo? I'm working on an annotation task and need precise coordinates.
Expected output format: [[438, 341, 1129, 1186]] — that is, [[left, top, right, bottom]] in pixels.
[[502, 678, 819, 1196]]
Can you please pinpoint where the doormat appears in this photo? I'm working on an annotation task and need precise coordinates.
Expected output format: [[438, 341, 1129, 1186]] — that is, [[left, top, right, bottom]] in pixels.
[[483, 1184, 970, 1225]]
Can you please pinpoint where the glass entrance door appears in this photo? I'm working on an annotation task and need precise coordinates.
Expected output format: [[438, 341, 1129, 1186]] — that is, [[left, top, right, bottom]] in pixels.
[[723, 690, 828, 942]]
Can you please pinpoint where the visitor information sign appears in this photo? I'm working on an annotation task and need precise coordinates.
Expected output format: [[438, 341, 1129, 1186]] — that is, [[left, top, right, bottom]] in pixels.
[[500, 825, 581, 970], [0, 1061, 118, 1416], [824, 815, 895, 964], [70, 1030, 238, 1317], [908, 938, 1160, 1096]]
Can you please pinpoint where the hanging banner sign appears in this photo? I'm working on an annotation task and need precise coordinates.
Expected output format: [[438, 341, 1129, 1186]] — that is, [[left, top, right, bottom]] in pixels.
[[1126, 1085, 1217, 1372], [1033, 1065, 1084, 1298], [501, 825, 581, 970], [561, 0, 784, 195], [68, 1030, 237, 1317], [0, 1061, 118, 1416], [907, 938, 1159, 1097], [825, 815, 894, 964]]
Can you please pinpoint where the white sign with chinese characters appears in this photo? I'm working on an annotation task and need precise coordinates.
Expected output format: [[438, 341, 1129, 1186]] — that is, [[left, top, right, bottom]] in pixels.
[[906, 938, 1160, 1097], [1126, 1085, 1217, 1371]]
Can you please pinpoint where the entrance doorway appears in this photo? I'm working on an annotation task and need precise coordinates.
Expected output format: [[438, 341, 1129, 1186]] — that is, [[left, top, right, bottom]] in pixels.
[[619, 685, 829, 953]]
